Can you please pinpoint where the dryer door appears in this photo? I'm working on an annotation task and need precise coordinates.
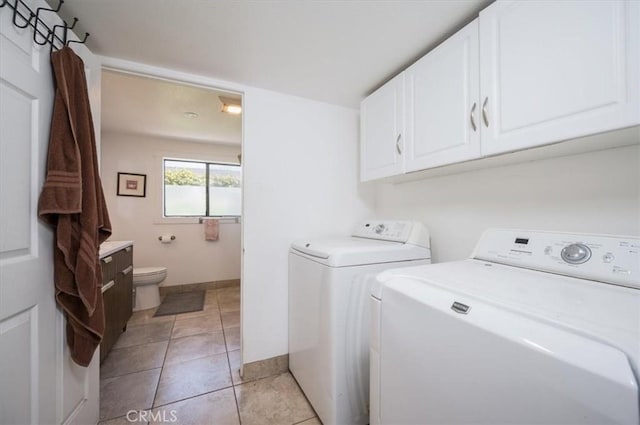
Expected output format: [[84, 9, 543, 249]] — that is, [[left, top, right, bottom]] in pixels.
[[377, 277, 639, 425]]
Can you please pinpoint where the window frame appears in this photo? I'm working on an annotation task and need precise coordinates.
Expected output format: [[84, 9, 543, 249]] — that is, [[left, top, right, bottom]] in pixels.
[[163, 157, 242, 218]]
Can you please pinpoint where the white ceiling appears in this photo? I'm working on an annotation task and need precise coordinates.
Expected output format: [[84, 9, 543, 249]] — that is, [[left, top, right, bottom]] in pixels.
[[58, 0, 490, 109], [101, 70, 242, 145]]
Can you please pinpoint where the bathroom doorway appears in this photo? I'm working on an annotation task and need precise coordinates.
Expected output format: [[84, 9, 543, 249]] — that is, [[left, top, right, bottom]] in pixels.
[[97, 69, 244, 419]]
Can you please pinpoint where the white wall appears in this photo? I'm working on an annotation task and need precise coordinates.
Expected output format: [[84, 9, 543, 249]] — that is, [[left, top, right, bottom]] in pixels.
[[101, 132, 242, 286], [374, 144, 640, 263], [242, 88, 374, 363]]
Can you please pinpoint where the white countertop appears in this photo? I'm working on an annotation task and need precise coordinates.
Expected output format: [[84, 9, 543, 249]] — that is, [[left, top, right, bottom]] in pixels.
[[99, 240, 133, 258]]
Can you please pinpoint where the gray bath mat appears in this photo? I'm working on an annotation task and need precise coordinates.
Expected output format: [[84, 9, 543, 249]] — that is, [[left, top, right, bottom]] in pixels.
[[154, 291, 205, 316]]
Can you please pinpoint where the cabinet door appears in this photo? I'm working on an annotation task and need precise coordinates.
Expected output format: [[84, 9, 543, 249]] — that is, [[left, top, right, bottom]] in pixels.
[[479, 0, 639, 156], [360, 73, 405, 181], [405, 19, 481, 172]]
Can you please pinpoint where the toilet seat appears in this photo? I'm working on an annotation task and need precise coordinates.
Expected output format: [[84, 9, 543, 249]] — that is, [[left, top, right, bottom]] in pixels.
[[133, 266, 167, 277]]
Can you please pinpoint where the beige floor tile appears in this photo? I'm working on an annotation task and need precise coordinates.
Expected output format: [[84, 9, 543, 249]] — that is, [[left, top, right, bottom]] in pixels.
[[99, 368, 161, 421], [235, 373, 315, 425], [150, 388, 239, 425], [127, 308, 175, 327], [154, 353, 232, 406], [205, 289, 218, 304], [224, 326, 240, 351], [174, 301, 219, 320], [221, 311, 240, 329], [295, 417, 322, 425], [98, 415, 148, 425], [101, 341, 168, 379], [164, 331, 227, 366], [171, 314, 223, 339], [113, 321, 173, 349], [227, 349, 245, 385], [218, 287, 240, 313]]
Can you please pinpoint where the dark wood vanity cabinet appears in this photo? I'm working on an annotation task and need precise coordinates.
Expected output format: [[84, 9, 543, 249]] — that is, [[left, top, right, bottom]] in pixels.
[[100, 244, 133, 363]]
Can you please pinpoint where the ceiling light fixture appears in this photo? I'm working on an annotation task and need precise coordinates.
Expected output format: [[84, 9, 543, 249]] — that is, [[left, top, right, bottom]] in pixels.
[[184, 111, 199, 119], [219, 96, 242, 115]]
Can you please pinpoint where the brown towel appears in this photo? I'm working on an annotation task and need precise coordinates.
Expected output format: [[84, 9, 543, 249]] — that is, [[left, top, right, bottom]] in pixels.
[[204, 218, 219, 241], [38, 47, 112, 367]]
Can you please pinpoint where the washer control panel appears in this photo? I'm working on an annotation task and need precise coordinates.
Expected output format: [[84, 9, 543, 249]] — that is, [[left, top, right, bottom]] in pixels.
[[473, 229, 640, 289], [352, 220, 430, 247]]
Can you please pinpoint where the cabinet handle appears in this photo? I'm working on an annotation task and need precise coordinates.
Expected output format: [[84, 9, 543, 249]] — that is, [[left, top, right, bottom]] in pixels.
[[121, 265, 133, 275], [482, 97, 489, 127], [102, 256, 113, 264], [470, 102, 477, 131], [125, 246, 132, 253], [395, 134, 402, 155], [102, 280, 115, 293]]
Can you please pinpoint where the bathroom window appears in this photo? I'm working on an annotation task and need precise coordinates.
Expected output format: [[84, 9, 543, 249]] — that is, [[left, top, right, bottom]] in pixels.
[[163, 159, 241, 217]]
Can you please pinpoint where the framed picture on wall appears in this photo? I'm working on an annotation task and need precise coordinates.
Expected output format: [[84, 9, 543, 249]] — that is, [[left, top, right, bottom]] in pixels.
[[117, 172, 146, 197]]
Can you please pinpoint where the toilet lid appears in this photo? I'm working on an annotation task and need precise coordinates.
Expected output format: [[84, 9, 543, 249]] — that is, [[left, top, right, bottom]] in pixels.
[[133, 266, 167, 276]]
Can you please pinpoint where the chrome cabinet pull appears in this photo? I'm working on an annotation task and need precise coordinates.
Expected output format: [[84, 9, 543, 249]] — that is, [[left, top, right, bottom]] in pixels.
[[482, 97, 489, 127], [395, 134, 402, 155], [102, 280, 115, 293], [121, 265, 133, 275], [102, 256, 113, 264], [470, 102, 477, 131]]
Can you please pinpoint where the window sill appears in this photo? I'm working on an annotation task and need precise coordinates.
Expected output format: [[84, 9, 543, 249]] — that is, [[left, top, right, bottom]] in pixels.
[[153, 217, 241, 225]]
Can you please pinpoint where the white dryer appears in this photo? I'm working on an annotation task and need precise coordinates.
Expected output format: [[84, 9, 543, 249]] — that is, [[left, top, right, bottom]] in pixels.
[[370, 229, 640, 425], [289, 220, 431, 425]]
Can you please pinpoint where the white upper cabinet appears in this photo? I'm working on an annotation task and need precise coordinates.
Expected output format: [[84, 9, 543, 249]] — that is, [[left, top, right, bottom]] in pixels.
[[360, 73, 405, 181], [405, 19, 481, 172], [479, 0, 640, 156]]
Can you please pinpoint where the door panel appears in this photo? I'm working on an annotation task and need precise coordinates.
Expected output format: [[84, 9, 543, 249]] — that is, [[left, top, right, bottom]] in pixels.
[[0, 4, 102, 425], [0, 5, 58, 424], [480, 0, 640, 155], [405, 19, 480, 171], [360, 73, 405, 181]]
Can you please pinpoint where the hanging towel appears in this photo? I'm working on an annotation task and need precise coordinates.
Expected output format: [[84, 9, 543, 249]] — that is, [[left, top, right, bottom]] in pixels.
[[203, 218, 220, 241], [38, 47, 112, 367]]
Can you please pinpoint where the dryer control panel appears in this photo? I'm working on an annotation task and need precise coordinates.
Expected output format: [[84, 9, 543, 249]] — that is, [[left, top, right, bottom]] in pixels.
[[472, 229, 640, 289]]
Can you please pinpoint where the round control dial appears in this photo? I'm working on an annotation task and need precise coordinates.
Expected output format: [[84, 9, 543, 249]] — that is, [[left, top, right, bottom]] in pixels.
[[561, 243, 592, 264], [374, 224, 386, 234]]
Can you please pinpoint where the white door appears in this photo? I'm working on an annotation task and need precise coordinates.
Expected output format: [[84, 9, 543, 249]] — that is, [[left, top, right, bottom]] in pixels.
[[360, 73, 405, 181], [0, 4, 101, 425], [479, 0, 640, 156], [404, 19, 480, 172]]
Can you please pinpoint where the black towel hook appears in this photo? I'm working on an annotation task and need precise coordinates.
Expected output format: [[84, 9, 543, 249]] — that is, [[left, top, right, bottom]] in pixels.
[[12, 0, 33, 29], [67, 32, 89, 47], [33, 0, 63, 46]]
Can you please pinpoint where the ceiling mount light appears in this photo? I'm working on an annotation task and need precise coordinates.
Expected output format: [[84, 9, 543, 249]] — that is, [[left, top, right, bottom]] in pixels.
[[184, 111, 199, 119], [219, 96, 242, 115]]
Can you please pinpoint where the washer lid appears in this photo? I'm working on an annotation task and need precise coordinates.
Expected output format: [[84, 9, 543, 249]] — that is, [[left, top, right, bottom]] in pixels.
[[374, 259, 640, 370], [291, 237, 430, 267], [134, 266, 167, 276]]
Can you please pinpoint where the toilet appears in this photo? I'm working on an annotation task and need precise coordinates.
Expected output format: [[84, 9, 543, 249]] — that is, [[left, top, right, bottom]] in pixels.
[[132, 267, 167, 311]]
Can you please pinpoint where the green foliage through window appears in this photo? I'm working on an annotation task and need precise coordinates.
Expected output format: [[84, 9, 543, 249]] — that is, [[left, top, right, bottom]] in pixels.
[[163, 159, 241, 217]]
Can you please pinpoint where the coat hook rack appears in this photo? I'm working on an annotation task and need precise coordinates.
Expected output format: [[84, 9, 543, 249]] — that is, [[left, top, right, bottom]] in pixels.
[[1, 0, 91, 53]]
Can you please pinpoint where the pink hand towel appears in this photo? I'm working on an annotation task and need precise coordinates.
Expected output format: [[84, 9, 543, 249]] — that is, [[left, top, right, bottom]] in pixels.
[[204, 218, 219, 241]]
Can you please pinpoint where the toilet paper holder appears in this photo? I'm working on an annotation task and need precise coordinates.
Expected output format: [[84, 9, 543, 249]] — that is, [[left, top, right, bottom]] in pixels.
[[158, 235, 176, 241]]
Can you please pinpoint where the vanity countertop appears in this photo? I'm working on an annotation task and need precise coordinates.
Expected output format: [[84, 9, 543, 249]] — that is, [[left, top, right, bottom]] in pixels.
[[99, 240, 133, 258]]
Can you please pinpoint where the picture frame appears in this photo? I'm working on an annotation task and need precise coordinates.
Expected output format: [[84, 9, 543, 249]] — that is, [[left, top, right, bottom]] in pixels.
[[117, 172, 146, 197]]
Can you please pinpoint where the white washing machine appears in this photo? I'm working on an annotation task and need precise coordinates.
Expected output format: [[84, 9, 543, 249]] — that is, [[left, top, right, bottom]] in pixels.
[[370, 229, 639, 425], [289, 220, 431, 425]]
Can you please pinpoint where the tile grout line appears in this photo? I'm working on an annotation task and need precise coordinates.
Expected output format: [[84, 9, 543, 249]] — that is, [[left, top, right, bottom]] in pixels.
[[218, 288, 244, 425], [150, 314, 176, 411]]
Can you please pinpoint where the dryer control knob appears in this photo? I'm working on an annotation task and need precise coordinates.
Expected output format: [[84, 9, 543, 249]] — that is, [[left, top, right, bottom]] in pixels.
[[561, 243, 591, 264], [374, 224, 386, 234]]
